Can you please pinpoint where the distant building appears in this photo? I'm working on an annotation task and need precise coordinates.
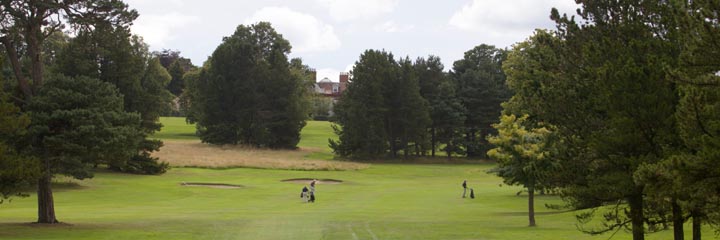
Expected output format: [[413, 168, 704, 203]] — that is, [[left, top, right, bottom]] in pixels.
[[311, 72, 351, 117], [314, 72, 350, 99]]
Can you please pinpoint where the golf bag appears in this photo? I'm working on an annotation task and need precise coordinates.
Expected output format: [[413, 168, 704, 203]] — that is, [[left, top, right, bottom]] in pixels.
[[470, 188, 475, 199]]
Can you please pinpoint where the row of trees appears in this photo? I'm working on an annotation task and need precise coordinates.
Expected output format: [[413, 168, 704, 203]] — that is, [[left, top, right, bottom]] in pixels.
[[330, 45, 511, 159], [487, 1, 720, 240], [0, 0, 173, 224]]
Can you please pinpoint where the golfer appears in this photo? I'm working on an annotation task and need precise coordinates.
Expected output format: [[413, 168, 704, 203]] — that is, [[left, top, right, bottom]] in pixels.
[[462, 180, 468, 198]]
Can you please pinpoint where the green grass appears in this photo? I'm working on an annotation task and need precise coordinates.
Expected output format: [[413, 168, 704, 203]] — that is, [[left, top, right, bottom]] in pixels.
[[151, 117, 198, 140], [0, 117, 706, 239]]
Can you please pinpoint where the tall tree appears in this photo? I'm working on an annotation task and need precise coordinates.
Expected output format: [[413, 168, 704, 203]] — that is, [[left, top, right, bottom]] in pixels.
[[415, 56, 463, 157], [54, 23, 171, 174], [331, 51, 431, 159], [451, 44, 511, 158], [192, 22, 307, 148], [487, 114, 556, 227], [388, 57, 430, 158], [26, 75, 142, 223], [0, 0, 138, 224], [547, 2, 681, 239], [330, 50, 393, 159]]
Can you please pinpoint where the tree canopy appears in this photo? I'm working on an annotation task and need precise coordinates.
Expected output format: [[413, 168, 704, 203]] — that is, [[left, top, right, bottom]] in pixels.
[[189, 22, 308, 148]]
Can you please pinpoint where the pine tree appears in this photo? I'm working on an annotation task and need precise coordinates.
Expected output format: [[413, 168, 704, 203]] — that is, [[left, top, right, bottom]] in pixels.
[[330, 50, 392, 158], [193, 22, 307, 148], [0, 78, 38, 204], [54, 24, 171, 174], [26, 75, 143, 223], [452, 45, 511, 158]]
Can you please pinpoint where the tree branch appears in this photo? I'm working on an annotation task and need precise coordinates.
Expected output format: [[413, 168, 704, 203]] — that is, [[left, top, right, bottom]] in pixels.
[[0, 35, 33, 102]]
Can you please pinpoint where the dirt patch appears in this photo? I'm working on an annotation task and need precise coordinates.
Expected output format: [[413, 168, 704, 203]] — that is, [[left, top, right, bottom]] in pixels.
[[281, 178, 343, 184], [180, 182, 243, 189]]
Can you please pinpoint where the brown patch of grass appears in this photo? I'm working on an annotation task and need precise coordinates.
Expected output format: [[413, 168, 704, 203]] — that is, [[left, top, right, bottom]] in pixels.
[[153, 140, 367, 171]]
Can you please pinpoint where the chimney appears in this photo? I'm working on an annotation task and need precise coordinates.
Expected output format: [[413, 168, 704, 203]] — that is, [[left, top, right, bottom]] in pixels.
[[340, 72, 350, 83], [339, 72, 350, 93]]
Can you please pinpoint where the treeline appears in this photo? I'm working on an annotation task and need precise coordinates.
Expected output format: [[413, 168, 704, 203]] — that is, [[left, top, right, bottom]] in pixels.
[[485, 1, 720, 240], [0, 1, 180, 223], [331, 46, 511, 159]]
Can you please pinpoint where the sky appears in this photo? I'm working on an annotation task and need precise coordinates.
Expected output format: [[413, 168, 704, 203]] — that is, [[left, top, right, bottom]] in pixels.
[[124, 0, 580, 82]]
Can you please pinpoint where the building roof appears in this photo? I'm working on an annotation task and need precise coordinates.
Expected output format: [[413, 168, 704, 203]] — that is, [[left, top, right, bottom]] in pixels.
[[319, 77, 332, 83]]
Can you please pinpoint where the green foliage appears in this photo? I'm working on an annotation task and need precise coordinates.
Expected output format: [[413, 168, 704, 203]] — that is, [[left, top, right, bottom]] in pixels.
[[331, 50, 430, 159], [190, 22, 307, 148], [487, 114, 556, 227], [26, 75, 143, 179], [54, 24, 171, 175], [180, 67, 202, 124], [0, 81, 38, 204], [154, 49, 195, 97], [310, 94, 333, 119], [452, 44, 511, 158], [331, 50, 392, 158], [487, 114, 555, 189], [535, 2, 681, 238], [415, 56, 465, 157]]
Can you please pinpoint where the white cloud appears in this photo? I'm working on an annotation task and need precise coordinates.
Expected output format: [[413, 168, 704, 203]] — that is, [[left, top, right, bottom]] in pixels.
[[132, 12, 199, 47], [374, 21, 415, 33], [245, 7, 341, 53], [448, 0, 579, 35], [316, 0, 399, 21]]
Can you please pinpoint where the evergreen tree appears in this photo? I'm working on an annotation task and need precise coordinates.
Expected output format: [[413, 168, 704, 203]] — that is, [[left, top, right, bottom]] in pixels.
[[0, 0, 138, 224], [415, 56, 459, 156], [331, 51, 431, 159], [26, 75, 143, 223], [55, 24, 171, 174], [547, 2, 681, 239], [451, 44, 511, 158], [390, 57, 430, 158], [432, 80, 467, 159], [0, 78, 38, 204], [193, 22, 307, 148], [331, 50, 392, 158]]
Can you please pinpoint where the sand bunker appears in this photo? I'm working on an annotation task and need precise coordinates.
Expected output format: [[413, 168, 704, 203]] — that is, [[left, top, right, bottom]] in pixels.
[[281, 178, 343, 184], [180, 182, 243, 189]]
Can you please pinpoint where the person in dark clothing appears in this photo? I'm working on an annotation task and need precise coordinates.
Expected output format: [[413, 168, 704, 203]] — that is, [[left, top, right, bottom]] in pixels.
[[462, 180, 468, 198], [301, 186, 309, 202]]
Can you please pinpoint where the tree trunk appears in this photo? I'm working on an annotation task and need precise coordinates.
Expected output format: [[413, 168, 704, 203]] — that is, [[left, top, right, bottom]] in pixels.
[[628, 193, 645, 240], [37, 173, 58, 224], [671, 199, 684, 240], [691, 209, 701, 240], [528, 184, 536, 227], [27, 24, 45, 93], [431, 127, 436, 157]]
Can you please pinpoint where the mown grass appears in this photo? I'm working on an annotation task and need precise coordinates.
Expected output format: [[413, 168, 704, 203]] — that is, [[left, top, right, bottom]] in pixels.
[[0, 165, 699, 239], [0, 117, 706, 239]]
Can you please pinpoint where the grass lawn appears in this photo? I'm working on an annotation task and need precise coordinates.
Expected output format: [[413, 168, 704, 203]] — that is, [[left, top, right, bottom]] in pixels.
[[0, 117, 706, 239]]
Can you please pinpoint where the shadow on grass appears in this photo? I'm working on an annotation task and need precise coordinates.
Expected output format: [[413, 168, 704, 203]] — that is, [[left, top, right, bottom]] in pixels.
[[18, 180, 87, 193], [493, 210, 574, 216]]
